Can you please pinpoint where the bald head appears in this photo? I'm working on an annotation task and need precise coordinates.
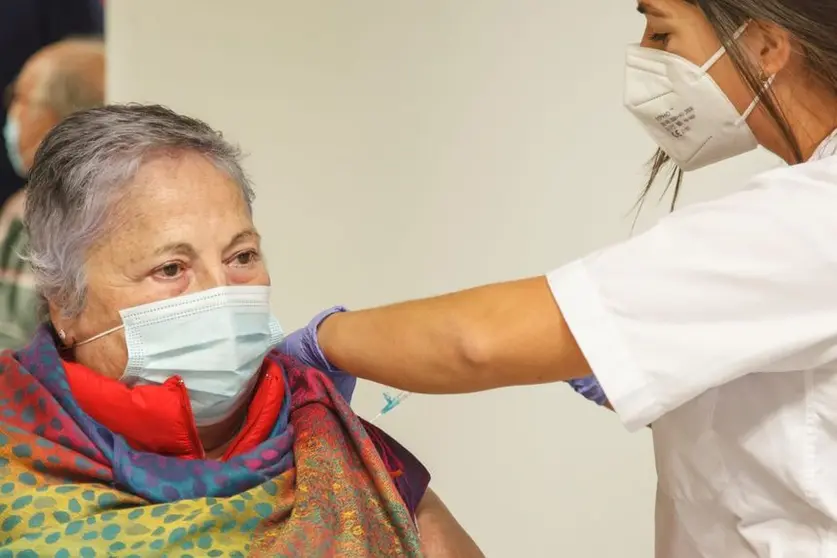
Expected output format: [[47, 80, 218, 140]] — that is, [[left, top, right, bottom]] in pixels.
[[5, 38, 105, 175], [30, 38, 106, 118]]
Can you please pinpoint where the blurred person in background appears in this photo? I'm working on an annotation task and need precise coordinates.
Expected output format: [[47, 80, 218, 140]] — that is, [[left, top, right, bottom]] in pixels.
[[0, 0, 104, 207], [0, 38, 105, 349]]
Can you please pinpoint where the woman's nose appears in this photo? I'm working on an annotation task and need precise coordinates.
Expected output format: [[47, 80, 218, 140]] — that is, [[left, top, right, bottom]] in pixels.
[[193, 264, 233, 292]]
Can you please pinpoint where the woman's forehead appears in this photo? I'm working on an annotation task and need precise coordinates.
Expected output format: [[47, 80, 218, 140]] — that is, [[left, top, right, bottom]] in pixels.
[[128, 153, 249, 210], [102, 154, 256, 255]]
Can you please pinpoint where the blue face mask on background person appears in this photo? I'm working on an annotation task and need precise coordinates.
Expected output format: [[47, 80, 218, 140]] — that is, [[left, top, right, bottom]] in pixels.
[[73, 285, 285, 426], [3, 116, 27, 177]]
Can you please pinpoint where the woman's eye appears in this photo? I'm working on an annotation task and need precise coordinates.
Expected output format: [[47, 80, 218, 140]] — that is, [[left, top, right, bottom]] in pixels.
[[157, 262, 184, 278], [230, 250, 259, 267]]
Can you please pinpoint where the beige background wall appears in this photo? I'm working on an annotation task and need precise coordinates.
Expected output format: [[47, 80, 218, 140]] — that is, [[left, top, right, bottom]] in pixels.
[[107, 1, 777, 555]]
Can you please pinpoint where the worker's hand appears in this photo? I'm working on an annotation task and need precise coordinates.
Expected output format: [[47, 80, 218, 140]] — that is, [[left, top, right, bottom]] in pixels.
[[567, 375, 610, 407], [279, 306, 356, 401]]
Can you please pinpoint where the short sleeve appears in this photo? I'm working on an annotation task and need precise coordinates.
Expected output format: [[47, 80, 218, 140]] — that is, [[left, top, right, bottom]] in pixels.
[[548, 162, 837, 431], [361, 419, 430, 519]]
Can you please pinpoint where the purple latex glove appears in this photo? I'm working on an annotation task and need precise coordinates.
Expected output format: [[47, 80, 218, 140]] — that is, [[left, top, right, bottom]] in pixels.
[[567, 374, 610, 407], [277, 306, 357, 403]]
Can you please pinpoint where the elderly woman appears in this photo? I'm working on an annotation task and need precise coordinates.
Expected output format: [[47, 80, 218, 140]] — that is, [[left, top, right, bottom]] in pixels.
[[0, 105, 482, 557]]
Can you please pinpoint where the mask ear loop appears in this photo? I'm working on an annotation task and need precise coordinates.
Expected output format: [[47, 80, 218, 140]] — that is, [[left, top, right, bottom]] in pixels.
[[736, 72, 776, 125], [73, 323, 125, 348], [698, 20, 771, 126], [700, 22, 751, 73]]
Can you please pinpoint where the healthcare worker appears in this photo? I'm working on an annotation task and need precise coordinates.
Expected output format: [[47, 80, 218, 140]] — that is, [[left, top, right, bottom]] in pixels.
[[282, 0, 837, 555]]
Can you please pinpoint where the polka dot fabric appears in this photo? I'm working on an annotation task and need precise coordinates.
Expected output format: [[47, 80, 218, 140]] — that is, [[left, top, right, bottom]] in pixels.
[[0, 328, 428, 556]]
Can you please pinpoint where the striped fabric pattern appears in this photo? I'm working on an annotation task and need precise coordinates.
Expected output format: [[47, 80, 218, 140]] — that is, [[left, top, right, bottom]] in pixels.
[[0, 191, 38, 350]]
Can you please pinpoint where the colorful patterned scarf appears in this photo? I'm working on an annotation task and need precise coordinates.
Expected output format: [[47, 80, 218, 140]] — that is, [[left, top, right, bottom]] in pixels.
[[0, 328, 428, 556]]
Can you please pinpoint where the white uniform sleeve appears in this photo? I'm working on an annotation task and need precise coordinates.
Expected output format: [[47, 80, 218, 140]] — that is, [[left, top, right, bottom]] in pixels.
[[548, 164, 837, 431]]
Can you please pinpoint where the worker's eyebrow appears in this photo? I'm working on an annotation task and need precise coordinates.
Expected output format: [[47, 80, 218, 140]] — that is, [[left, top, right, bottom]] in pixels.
[[637, 1, 668, 18]]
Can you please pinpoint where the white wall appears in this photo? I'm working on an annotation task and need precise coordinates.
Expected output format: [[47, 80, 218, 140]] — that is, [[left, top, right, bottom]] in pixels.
[[107, 2, 779, 555]]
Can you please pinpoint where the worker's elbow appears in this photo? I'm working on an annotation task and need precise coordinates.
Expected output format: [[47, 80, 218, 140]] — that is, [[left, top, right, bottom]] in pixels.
[[451, 327, 497, 392]]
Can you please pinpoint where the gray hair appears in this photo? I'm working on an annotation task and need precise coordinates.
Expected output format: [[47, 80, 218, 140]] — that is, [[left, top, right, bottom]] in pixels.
[[24, 104, 255, 317], [36, 37, 107, 118]]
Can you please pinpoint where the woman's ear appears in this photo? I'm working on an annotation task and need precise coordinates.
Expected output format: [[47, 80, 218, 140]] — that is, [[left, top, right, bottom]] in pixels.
[[750, 21, 792, 77], [48, 300, 74, 346]]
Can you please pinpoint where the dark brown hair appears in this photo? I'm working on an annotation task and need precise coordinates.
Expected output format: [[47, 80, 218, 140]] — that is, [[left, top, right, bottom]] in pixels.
[[643, 0, 835, 209]]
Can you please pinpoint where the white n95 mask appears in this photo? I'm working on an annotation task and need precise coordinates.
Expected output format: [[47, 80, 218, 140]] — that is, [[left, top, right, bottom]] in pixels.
[[75, 285, 284, 426], [623, 25, 769, 171]]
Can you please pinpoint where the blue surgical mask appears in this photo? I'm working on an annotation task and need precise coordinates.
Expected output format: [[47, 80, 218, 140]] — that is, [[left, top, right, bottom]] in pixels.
[[3, 116, 27, 177], [74, 285, 284, 426]]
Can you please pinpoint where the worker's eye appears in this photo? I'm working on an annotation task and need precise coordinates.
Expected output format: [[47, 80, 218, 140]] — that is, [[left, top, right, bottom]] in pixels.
[[648, 32, 670, 44]]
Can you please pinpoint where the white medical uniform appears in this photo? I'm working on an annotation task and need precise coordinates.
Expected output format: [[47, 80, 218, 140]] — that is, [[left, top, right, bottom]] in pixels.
[[548, 132, 837, 558]]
